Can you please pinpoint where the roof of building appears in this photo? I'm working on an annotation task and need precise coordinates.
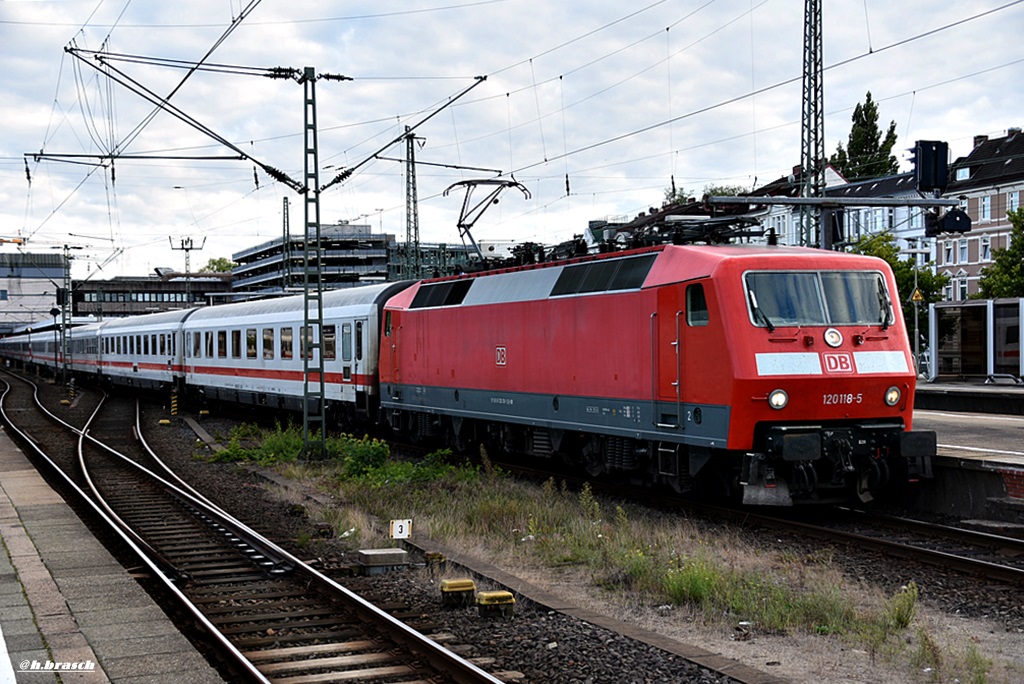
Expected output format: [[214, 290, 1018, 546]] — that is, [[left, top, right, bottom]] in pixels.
[[949, 128, 1024, 192]]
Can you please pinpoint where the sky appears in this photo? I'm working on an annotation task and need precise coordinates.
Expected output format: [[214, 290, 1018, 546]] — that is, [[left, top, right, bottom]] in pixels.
[[1, 0, 1022, 280]]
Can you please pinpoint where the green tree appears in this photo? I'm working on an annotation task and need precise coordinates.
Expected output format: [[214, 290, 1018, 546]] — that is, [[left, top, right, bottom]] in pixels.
[[829, 91, 899, 181], [663, 184, 749, 206], [977, 208, 1024, 298], [851, 232, 949, 348], [199, 257, 236, 273]]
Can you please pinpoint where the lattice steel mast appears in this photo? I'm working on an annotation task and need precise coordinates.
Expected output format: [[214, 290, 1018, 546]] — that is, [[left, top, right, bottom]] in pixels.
[[800, 0, 824, 246]]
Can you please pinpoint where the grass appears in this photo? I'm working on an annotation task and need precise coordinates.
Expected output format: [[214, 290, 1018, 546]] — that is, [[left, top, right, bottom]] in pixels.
[[209, 424, 1000, 682]]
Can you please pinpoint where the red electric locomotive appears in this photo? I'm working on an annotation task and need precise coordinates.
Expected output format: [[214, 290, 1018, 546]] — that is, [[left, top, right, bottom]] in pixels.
[[378, 243, 935, 505]]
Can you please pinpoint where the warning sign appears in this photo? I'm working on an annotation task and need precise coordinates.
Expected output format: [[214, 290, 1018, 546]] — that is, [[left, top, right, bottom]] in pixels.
[[911, 288, 924, 303]]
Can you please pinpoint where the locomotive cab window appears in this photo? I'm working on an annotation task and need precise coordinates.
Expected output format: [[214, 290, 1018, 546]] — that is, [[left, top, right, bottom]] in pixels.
[[686, 283, 709, 327], [744, 270, 891, 328]]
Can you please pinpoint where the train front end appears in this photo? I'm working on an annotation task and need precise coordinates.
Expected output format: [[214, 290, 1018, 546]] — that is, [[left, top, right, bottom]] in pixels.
[[712, 247, 935, 505]]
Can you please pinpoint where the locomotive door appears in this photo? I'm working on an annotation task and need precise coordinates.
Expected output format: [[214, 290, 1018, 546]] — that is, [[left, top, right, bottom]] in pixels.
[[653, 285, 683, 429]]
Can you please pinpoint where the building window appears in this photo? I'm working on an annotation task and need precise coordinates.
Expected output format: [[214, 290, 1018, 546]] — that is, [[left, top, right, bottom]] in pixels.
[[957, 278, 968, 301], [981, 236, 991, 262], [958, 239, 968, 264], [944, 242, 954, 265], [1009, 191, 1020, 214], [956, 167, 969, 181], [980, 195, 991, 221]]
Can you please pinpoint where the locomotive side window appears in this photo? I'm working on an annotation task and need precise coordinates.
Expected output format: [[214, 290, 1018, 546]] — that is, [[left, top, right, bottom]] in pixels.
[[218, 331, 227, 358], [281, 327, 293, 359], [231, 330, 242, 359], [686, 283, 709, 327], [246, 328, 257, 359], [263, 328, 274, 359], [384, 311, 392, 336], [342, 323, 352, 361], [323, 325, 336, 360]]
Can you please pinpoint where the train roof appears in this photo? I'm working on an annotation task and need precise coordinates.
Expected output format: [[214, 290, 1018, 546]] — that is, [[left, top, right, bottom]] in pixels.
[[386, 244, 889, 310], [184, 280, 413, 323]]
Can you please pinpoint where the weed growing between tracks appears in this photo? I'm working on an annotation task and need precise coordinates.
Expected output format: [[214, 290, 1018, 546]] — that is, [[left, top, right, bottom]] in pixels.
[[203, 425, 997, 683]]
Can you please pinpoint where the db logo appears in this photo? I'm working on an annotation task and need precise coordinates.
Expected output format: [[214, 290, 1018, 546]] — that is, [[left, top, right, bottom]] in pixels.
[[823, 352, 854, 373], [495, 346, 507, 366]]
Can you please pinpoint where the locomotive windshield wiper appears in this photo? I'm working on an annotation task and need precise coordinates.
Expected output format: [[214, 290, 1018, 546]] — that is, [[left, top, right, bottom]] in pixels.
[[877, 278, 892, 330], [747, 289, 775, 332]]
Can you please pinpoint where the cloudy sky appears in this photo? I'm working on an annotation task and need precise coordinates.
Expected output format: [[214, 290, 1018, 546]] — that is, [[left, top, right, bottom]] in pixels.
[[1, 0, 1022, 279]]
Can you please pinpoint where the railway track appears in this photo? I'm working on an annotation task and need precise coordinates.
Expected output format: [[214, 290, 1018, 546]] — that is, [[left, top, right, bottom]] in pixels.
[[495, 458, 1024, 587], [0, 374, 506, 684]]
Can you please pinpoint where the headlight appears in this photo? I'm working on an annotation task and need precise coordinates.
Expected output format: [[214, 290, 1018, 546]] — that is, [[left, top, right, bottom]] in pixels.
[[824, 328, 843, 348], [885, 386, 901, 406], [768, 389, 789, 410]]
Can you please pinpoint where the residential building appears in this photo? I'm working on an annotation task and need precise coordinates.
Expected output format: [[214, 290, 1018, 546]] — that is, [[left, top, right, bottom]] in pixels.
[[939, 128, 1024, 300]]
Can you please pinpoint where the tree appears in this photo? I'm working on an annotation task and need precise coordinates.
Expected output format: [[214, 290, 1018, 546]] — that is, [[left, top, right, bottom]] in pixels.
[[977, 208, 1024, 298], [851, 232, 949, 349], [199, 257, 236, 273], [663, 183, 749, 205], [828, 91, 899, 181]]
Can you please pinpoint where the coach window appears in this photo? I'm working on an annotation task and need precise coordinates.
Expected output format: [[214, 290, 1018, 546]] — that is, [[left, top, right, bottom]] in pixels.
[[218, 331, 227, 358], [262, 328, 274, 359], [300, 326, 314, 359], [686, 283, 709, 327], [151, 334, 157, 355], [205, 331, 213, 358], [116, 337, 122, 355], [342, 323, 352, 361], [144, 335, 150, 355], [159, 335, 166, 355], [323, 325, 336, 360], [130, 336, 135, 355], [191, 332, 200, 358], [246, 328, 257, 359], [355, 321, 364, 360], [231, 329, 242, 359], [281, 327, 293, 360]]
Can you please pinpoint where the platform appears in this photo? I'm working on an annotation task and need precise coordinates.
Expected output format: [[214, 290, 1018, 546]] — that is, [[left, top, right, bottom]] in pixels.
[[915, 378, 1024, 415], [0, 426, 225, 684]]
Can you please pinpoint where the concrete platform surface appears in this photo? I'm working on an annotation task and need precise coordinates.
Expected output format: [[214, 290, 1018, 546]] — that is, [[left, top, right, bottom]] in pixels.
[[0, 425, 226, 684]]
